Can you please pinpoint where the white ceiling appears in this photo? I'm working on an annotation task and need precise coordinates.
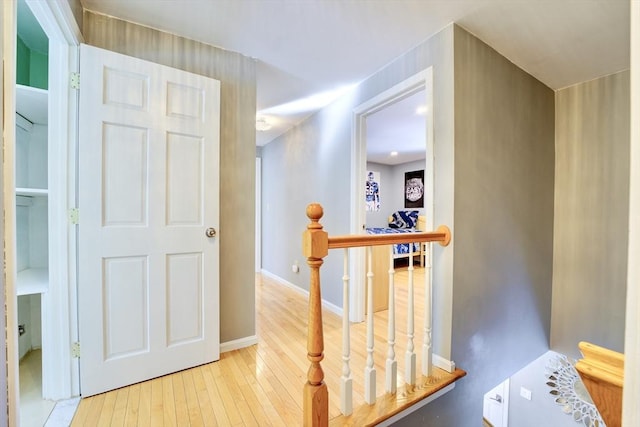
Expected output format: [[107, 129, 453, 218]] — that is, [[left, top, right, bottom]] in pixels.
[[366, 90, 427, 166], [78, 0, 630, 157]]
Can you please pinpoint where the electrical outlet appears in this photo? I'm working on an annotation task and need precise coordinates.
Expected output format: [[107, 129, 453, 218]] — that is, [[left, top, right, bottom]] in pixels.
[[520, 386, 532, 400], [292, 261, 300, 273]]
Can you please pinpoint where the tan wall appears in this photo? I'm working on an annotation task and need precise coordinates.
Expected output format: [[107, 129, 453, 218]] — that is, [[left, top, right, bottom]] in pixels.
[[83, 11, 257, 343], [65, 0, 83, 31], [402, 25, 557, 427], [552, 71, 630, 357]]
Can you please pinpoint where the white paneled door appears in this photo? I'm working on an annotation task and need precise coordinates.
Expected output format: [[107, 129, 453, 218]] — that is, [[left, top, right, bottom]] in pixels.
[[78, 44, 220, 396]]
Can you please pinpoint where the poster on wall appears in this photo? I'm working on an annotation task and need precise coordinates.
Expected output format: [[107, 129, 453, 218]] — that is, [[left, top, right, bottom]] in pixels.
[[404, 170, 424, 208], [365, 171, 380, 212]]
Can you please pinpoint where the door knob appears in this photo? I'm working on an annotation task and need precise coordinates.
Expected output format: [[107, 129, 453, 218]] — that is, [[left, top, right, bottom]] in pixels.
[[205, 227, 217, 238]]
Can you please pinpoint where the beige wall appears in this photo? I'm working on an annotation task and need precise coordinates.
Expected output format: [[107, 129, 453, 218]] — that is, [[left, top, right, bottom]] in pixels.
[[552, 70, 630, 357], [65, 0, 83, 31], [83, 11, 257, 343]]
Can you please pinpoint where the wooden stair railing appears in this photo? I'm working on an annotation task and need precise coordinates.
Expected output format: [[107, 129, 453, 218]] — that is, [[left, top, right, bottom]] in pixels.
[[575, 341, 624, 427], [302, 203, 459, 426]]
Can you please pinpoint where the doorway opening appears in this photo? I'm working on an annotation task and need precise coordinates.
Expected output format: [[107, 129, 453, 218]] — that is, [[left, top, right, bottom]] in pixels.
[[350, 69, 434, 323], [483, 378, 510, 427], [7, 0, 82, 424], [15, 2, 54, 424]]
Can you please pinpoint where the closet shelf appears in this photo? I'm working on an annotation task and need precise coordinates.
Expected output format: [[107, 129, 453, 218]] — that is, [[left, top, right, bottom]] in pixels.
[[17, 268, 48, 296], [16, 84, 48, 125]]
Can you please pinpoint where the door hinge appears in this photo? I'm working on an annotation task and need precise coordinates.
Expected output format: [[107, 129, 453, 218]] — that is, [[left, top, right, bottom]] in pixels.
[[68, 208, 79, 225], [71, 342, 81, 358], [70, 72, 80, 89]]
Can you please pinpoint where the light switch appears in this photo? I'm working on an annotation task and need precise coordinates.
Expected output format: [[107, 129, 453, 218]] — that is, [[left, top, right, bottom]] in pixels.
[[520, 386, 532, 400]]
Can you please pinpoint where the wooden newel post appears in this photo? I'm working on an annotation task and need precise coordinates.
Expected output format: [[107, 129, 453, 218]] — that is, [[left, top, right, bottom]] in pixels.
[[302, 203, 329, 426]]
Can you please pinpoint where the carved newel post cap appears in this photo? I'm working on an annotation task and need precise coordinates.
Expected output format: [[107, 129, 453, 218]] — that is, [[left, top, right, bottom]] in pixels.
[[306, 203, 324, 225], [303, 203, 328, 258]]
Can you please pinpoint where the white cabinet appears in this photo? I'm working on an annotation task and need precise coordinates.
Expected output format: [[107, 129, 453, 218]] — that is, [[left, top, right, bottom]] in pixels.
[[15, 84, 49, 296]]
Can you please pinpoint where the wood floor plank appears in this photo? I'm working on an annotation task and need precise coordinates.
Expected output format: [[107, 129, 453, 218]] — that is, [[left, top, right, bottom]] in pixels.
[[72, 393, 105, 426], [161, 374, 177, 426], [123, 383, 141, 426], [95, 390, 117, 427], [219, 354, 260, 426], [208, 360, 244, 425], [199, 363, 231, 426], [233, 398, 259, 427], [231, 354, 282, 426], [136, 380, 151, 427], [171, 371, 189, 425], [181, 369, 205, 427], [110, 387, 130, 426], [191, 366, 217, 426], [149, 377, 164, 427]]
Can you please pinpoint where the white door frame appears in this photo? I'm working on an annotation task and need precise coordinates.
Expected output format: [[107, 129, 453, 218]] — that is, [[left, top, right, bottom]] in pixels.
[[256, 157, 262, 272], [350, 68, 434, 322], [3, 4, 81, 424], [624, 2, 640, 426], [483, 378, 510, 427], [27, 0, 83, 401], [3, 2, 19, 425]]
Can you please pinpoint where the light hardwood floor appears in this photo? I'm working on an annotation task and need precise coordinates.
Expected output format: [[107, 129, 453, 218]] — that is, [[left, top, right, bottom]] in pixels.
[[71, 265, 461, 426]]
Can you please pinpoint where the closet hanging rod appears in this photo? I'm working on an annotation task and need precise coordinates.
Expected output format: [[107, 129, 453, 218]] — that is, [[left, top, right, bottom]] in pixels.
[[16, 112, 34, 132]]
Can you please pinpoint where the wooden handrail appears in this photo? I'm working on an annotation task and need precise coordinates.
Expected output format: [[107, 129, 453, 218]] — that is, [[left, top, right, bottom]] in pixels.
[[575, 341, 624, 427], [328, 226, 451, 249]]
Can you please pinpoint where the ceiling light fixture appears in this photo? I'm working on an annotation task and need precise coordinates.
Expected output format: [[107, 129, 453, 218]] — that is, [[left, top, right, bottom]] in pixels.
[[390, 151, 398, 157], [255, 117, 272, 131], [416, 105, 428, 115], [416, 105, 429, 116]]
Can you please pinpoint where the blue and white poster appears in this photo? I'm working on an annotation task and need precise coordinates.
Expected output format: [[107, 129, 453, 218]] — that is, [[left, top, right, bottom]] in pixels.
[[365, 171, 380, 212]]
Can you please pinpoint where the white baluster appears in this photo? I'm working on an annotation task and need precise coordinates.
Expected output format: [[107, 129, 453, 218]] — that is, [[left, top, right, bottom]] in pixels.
[[365, 246, 376, 404], [341, 249, 353, 415], [422, 242, 433, 377], [405, 243, 416, 385], [386, 247, 397, 394]]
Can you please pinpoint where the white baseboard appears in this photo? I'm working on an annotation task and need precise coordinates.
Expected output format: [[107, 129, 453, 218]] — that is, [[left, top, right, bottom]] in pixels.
[[260, 269, 343, 317], [220, 335, 258, 353], [433, 354, 456, 373]]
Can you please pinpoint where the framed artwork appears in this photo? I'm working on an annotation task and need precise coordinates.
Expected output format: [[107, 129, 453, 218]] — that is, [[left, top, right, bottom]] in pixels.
[[365, 170, 380, 212], [404, 170, 424, 208]]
